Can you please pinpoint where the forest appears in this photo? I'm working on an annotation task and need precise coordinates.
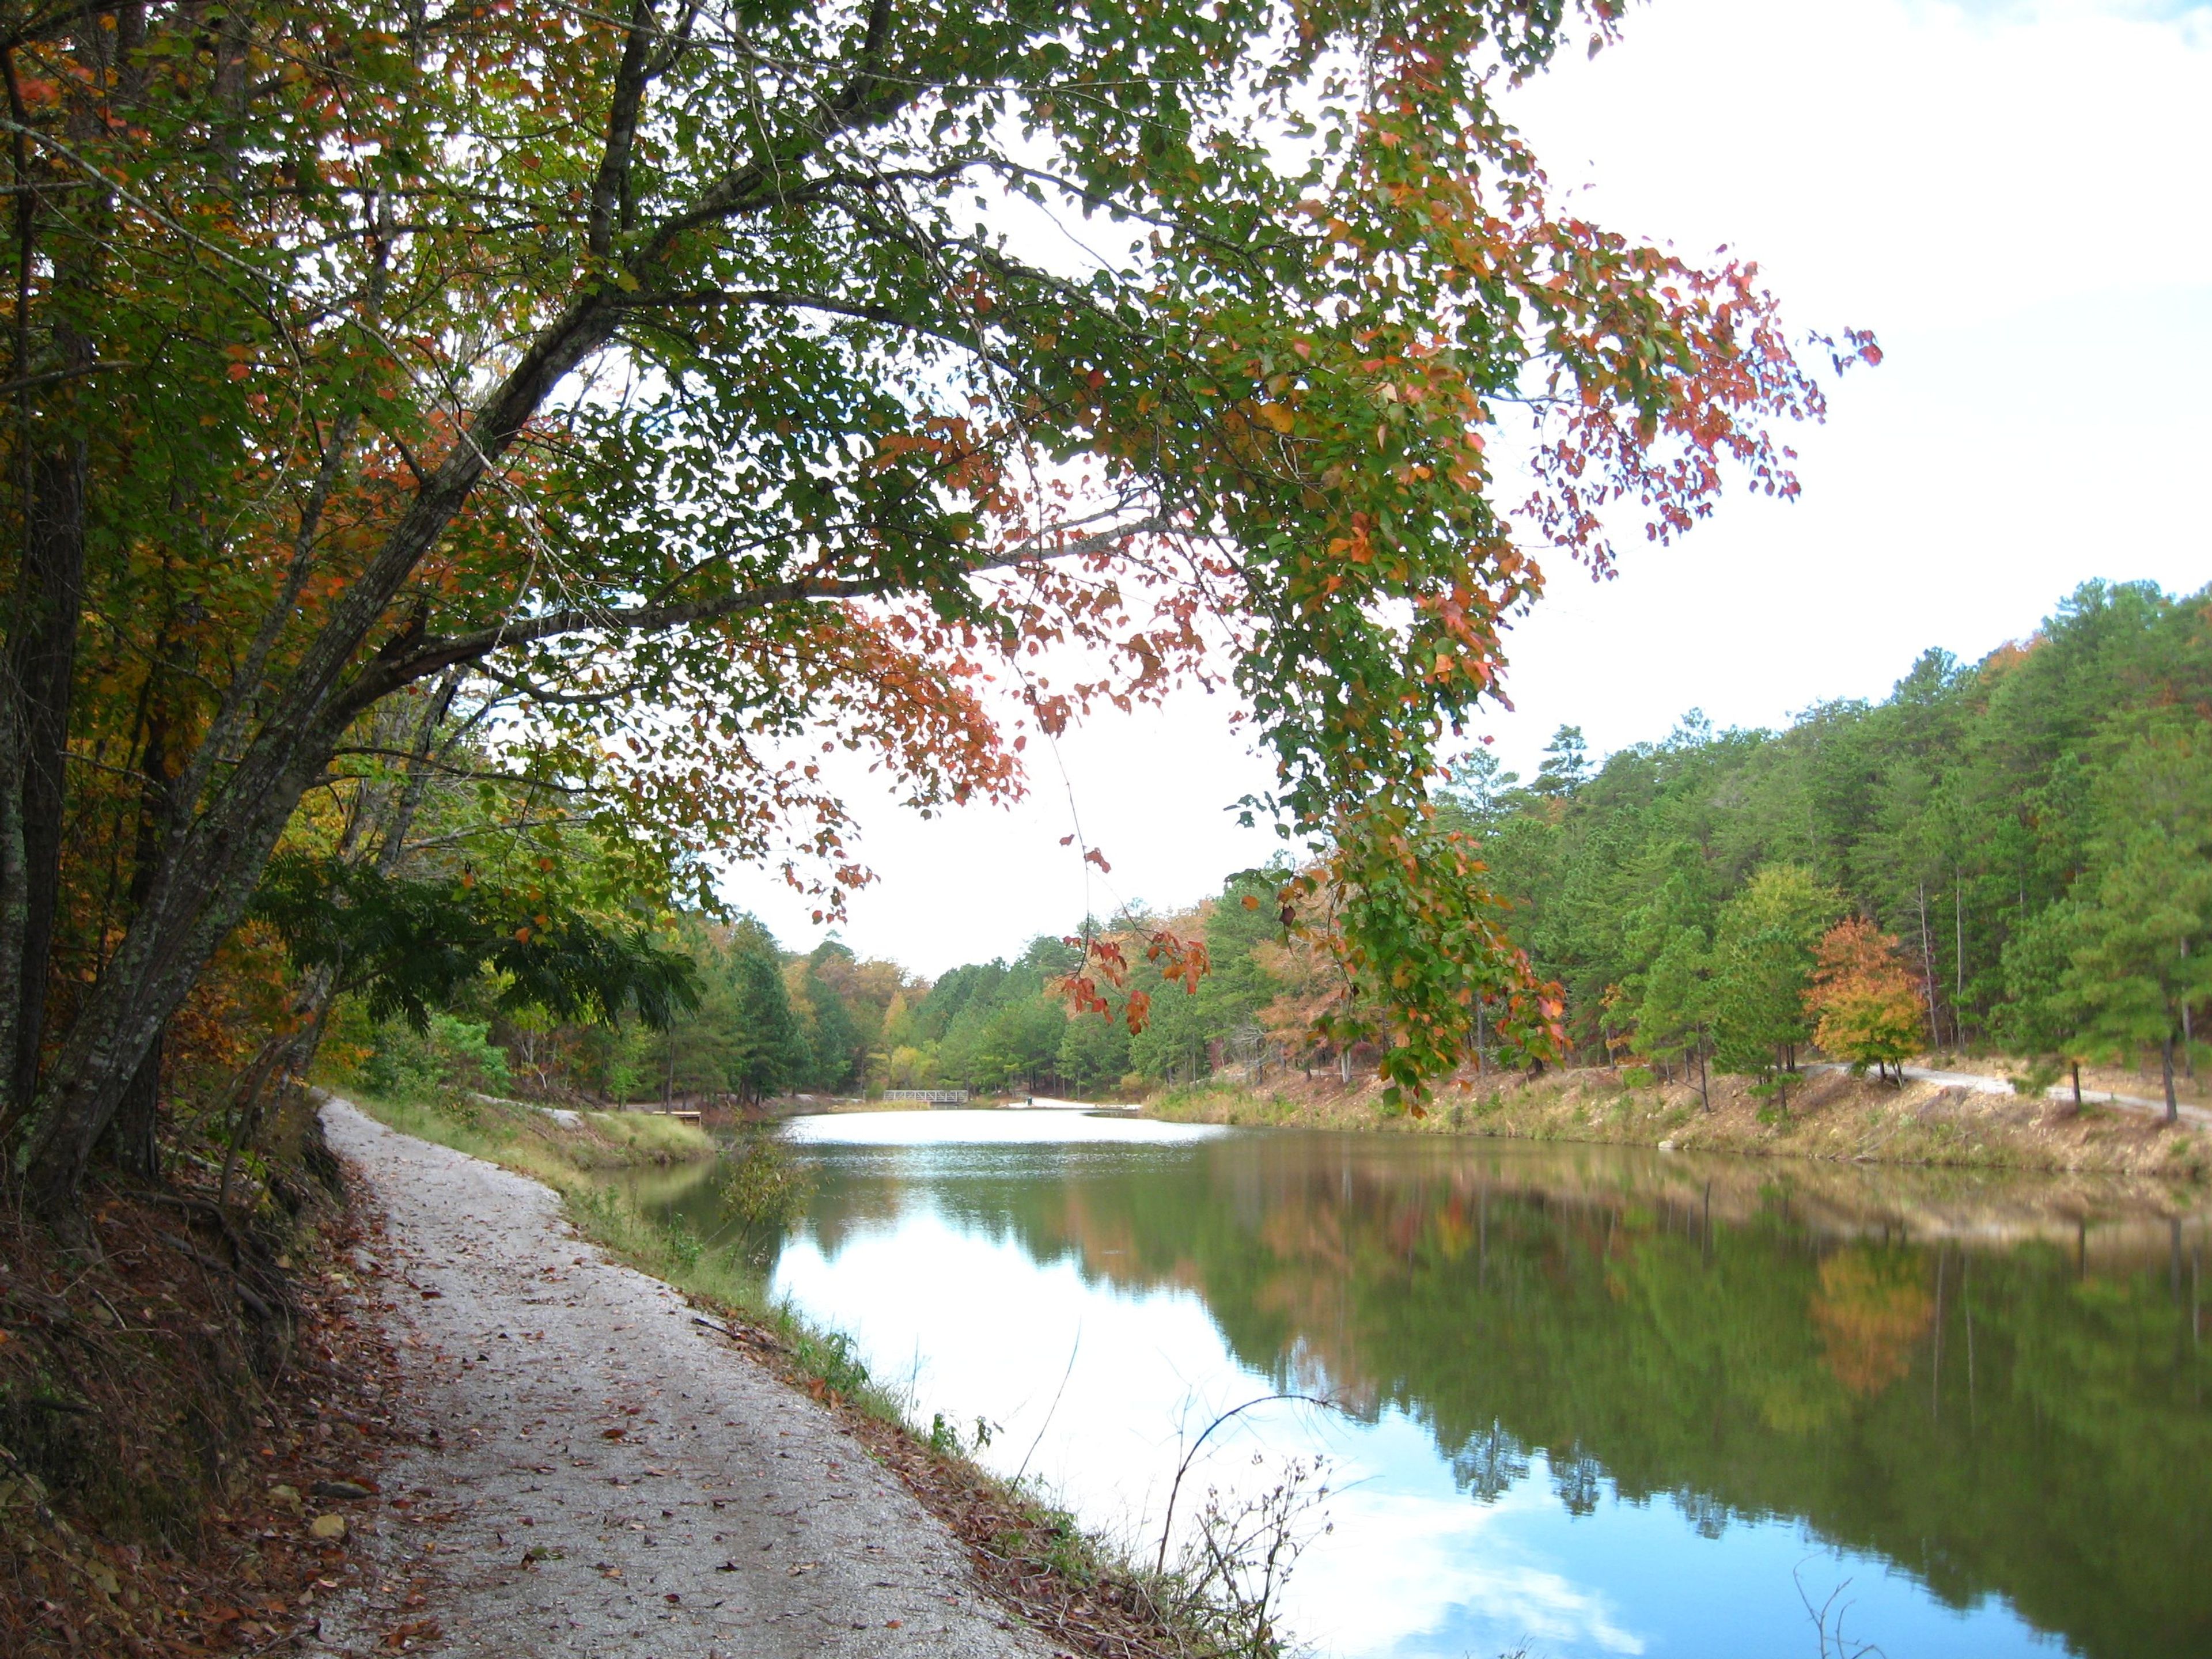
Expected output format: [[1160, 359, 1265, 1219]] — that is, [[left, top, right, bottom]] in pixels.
[[364, 578, 2206, 1116], [1444, 576, 2211, 1107]]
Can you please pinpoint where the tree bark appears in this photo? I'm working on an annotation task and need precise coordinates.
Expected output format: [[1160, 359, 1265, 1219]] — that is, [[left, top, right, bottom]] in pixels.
[[97, 1033, 161, 1179], [1916, 880, 1940, 1050], [2164, 1031, 2178, 1126], [1953, 870, 1964, 1043], [93, 680, 184, 1181], [6, 433, 88, 1114]]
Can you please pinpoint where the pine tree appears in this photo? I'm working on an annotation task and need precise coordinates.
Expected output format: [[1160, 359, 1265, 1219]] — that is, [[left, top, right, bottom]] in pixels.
[[1710, 866, 1843, 1109]]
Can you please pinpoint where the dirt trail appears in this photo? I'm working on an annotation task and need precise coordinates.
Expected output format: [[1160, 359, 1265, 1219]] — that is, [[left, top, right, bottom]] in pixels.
[[1808, 1061, 2212, 1128], [310, 1099, 1051, 1659]]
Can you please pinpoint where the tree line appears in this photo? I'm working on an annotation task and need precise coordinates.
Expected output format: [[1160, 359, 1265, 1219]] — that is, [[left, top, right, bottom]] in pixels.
[[853, 579, 2211, 1115], [336, 578, 2210, 1120], [1438, 578, 2211, 1115]]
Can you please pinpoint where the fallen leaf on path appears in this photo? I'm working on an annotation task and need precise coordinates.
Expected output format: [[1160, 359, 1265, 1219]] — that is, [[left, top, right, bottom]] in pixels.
[[309, 1514, 347, 1540]]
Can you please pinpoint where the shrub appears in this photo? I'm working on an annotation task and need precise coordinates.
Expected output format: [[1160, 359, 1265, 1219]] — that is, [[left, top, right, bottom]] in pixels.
[[357, 1012, 512, 1103], [719, 1132, 813, 1228]]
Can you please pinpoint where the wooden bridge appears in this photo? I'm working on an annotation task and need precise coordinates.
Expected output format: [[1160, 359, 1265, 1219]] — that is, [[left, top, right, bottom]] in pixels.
[[882, 1089, 969, 1107]]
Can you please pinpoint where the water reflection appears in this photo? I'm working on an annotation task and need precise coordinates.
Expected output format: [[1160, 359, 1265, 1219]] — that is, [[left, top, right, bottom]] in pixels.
[[634, 1113, 2212, 1658]]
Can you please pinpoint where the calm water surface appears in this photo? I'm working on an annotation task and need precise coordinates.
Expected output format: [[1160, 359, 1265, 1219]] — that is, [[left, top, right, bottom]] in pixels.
[[633, 1111, 2211, 1659]]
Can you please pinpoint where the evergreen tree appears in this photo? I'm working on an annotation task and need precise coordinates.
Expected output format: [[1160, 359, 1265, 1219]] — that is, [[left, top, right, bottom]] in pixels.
[[2065, 716, 2212, 1121], [797, 941, 865, 1093], [1709, 866, 1843, 1106], [725, 923, 809, 1104], [1996, 900, 2090, 1106], [1635, 930, 1715, 1108]]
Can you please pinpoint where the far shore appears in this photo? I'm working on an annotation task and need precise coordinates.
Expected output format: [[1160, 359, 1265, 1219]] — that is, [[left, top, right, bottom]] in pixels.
[[1137, 1059, 2210, 1183], [486, 1060, 2211, 1185]]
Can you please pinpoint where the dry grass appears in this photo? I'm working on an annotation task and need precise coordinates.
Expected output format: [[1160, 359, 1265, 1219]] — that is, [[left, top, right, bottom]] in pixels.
[[1150, 1063, 2211, 1182], [338, 1088, 715, 1179]]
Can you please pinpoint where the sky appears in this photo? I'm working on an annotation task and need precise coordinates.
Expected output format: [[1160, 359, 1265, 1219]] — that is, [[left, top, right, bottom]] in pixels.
[[718, 0, 2212, 978]]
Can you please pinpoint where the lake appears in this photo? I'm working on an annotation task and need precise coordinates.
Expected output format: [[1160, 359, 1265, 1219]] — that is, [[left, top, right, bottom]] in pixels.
[[630, 1110, 2211, 1659]]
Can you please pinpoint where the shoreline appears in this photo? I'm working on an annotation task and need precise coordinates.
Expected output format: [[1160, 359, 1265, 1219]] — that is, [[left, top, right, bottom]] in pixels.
[[1139, 1063, 2211, 1185]]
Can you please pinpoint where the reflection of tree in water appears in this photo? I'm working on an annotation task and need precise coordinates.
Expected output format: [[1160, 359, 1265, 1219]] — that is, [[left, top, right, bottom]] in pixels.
[[1672, 1486, 1730, 1540], [1450, 1421, 1530, 1505], [1550, 1445, 1608, 1517], [1812, 1249, 1935, 1397], [727, 1134, 2212, 1659]]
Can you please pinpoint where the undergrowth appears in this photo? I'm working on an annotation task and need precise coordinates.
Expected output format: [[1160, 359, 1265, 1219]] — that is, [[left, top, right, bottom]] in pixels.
[[2, 1088, 404, 1657]]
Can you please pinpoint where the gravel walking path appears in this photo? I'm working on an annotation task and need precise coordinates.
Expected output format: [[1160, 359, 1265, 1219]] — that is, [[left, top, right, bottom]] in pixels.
[[311, 1098, 1052, 1659]]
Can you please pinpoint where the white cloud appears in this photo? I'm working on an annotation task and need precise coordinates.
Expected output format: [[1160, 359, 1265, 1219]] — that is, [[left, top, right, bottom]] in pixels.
[[1282, 1479, 1649, 1658]]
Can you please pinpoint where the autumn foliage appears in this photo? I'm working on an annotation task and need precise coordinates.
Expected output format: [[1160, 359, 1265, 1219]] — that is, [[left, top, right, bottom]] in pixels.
[[1804, 920, 1926, 1082], [0, 0, 1870, 1211]]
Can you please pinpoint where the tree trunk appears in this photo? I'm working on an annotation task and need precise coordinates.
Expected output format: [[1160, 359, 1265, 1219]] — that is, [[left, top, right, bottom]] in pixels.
[[0, 698, 26, 1138], [2164, 1031, 2178, 1126], [1954, 870, 1964, 1044], [2071, 1060, 2081, 1108], [6, 434, 89, 1115], [96, 1033, 162, 1180], [2182, 945, 2194, 1081], [1696, 1037, 1710, 1113], [91, 653, 185, 1179], [1916, 880, 1939, 1050], [12, 282, 622, 1215]]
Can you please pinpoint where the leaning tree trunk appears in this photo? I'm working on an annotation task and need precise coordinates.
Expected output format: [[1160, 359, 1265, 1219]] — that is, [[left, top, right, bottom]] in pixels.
[[10, 287, 622, 1218]]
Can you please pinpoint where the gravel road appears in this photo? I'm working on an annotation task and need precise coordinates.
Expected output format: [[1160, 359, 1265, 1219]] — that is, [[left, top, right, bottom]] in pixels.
[[311, 1098, 1054, 1659]]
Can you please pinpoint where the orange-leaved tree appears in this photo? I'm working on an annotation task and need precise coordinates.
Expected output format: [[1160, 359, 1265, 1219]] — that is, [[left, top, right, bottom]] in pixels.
[[0, 0, 1871, 1216], [1805, 919, 1925, 1084]]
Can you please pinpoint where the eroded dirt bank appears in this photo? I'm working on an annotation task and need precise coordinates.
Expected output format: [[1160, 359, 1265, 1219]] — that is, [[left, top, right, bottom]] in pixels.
[[310, 1099, 1050, 1659]]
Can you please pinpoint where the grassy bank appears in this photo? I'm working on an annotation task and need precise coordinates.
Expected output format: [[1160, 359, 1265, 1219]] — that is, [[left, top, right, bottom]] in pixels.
[[339, 1089, 716, 1174], [1149, 1064, 2210, 1181], [338, 1086, 1277, 1658]]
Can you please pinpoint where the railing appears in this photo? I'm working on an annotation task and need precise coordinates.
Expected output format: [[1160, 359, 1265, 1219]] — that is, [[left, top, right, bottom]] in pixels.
[[882, 1088, 969, 1105]]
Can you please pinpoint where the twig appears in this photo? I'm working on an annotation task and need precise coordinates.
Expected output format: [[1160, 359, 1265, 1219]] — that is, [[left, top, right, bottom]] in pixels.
[[1013, 1321, 1081, 1484], [1153, 1392, 1335, 1577]]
